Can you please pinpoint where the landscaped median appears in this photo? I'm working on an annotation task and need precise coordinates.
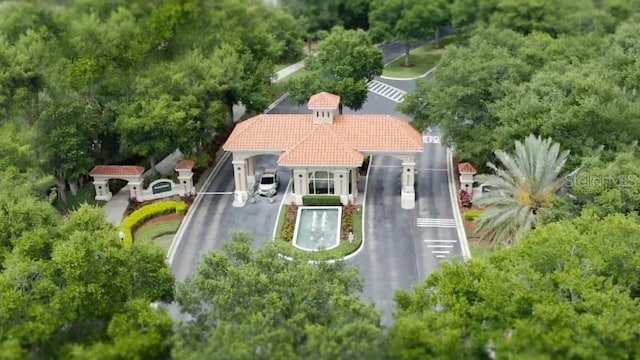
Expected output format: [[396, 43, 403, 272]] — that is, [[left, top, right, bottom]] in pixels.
[[121, 200, 188, 247], [274, 196, 363, 261]]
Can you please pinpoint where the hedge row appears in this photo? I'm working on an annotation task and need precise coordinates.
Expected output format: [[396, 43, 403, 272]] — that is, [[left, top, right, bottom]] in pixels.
[[302, 195, 341, 206], [121, 200, 187, 246]]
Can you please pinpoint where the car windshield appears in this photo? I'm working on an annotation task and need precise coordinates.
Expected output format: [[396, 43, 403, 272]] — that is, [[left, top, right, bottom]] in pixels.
[[261, 177, 274, 185]]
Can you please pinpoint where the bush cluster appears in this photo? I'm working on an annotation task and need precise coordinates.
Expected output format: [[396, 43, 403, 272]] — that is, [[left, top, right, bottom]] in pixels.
[[281, 205, 298, 242], [121, 200, 187, 245], [341, 205, 358, 239], [302, 195, 342, 206], [464, 209, 483, 221]]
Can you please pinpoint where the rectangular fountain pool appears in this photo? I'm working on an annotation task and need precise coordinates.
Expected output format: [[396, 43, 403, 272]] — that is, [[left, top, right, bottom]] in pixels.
[[293, 206, 342, 251]]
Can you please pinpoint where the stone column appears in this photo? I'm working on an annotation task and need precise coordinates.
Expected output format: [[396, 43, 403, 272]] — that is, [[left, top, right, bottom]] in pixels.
[[93, 180, 111, 201], [334, 169, 349, 205], [128, 180, 143, 201], [351, 169, 358, 200], [401, 161, 416, 210], [292, 168, 308, 205], [232, 160, 248, 207], [177, 169, 195, 195], [246, 157, 256, 187]]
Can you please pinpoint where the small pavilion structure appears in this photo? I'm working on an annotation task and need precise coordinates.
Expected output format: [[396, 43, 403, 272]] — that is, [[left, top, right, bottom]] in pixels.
[[89, 160, 196, 202], [223, 92, 424, 209]]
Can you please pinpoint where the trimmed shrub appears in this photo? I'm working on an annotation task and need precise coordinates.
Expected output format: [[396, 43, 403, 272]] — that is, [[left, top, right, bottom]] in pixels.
[[175, 202, 188, 215], [121, 200, 186, 246], [302, 195, 341, 206], [464, 209, 483, 221]]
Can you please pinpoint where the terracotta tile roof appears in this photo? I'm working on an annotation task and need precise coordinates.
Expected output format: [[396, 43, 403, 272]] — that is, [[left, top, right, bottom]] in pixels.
[[90, 165, 145, 177], [279, 126, 364, 166], [307, 92, 341, 109], [175, 160, 195, 170], [223, 113, 423, 165], [458, 162, 477, 174]]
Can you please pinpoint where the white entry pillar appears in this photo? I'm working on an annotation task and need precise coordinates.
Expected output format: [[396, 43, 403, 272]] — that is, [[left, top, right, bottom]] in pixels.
[[401, 161, 416, 209], [232, 160, 248, 207], [246, 157, 256, 187], [334, 169, 349, 205], [292, 168, 308, 205], [93, 180, 112, 201], [351, 169, 358, 200], [128, 181, 143, 201]]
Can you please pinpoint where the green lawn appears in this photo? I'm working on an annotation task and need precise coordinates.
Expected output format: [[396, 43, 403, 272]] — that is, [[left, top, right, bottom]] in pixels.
[[134, 219, 182, 252], [270, 68, 310, 100], [54, 183, 101, 214], [382, 46, 444, 78]]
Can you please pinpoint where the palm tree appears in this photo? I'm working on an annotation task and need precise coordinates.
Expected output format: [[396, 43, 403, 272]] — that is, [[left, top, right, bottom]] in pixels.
[[474, 135, 570, 245]]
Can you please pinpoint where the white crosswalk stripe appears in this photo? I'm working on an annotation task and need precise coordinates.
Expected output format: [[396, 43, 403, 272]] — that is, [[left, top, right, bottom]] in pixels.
[[367, 80, 407, 103], [416, 218, 456, 228]]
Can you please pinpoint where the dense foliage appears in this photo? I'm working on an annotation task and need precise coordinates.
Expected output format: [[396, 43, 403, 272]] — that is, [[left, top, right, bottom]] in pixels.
[[0, 174, 174, 359], [0, 0, 304, 201], [392, 212, 640, 359], [173, 232, 387, 360]]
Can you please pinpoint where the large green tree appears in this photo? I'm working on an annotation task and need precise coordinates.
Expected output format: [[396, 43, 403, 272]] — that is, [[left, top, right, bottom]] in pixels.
[[279, 0, 371, 35], [0, 178, 175, 359], [287, 26, 383, 113], [571, 150, 640, 217], [173, 231, 387, 360], [369, 0, 449, 66], [392, 212, 640, 359]]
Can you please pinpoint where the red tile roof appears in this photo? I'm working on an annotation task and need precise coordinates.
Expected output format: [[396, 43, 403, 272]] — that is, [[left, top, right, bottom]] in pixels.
[[175, 159, 195, 170], [307, 92, 341, 109], [279, 126, 363, 166], [90, 165, 145, 177], [223, 113, 423, 165], [458, 162, 477, 174]]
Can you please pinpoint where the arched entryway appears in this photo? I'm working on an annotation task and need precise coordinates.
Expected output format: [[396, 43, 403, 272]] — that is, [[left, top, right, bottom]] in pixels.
[[89, 165, 145, 201]]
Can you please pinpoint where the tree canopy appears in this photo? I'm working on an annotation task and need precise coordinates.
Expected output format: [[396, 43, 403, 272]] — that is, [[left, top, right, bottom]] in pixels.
[[287, 26, 383, 113], [0, 172, 174, 359], [172, 231, 387, 360], [0, 0, 303, 200], [392, 212, 640, 359], [401, 24, 640, 168]]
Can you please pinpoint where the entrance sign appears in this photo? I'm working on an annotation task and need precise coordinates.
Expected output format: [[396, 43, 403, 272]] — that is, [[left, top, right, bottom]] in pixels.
[[152, 180, 173, 194]]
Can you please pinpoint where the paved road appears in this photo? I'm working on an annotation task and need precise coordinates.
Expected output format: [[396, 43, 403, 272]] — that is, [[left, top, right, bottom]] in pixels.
[[351, 128, 464, 325], [171, 154, 289, 283]]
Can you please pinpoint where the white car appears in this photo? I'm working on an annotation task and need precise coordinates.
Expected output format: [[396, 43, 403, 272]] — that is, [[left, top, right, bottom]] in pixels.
[[257, 170, 278, 196]]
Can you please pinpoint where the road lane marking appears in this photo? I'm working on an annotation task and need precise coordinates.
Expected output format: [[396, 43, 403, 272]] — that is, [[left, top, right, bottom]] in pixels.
[[436, 255, 447, 258], [417, 218, 456, 228], [427, 245, 454, 248], [432, 250, 451, 254], [423, 239, 457, 242], [197, 191, 234, 195]]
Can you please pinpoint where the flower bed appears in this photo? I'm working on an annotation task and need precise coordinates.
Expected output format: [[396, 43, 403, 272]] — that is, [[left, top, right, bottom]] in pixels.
[[121, 200, 188, 246], [274, 204, 363, 261]]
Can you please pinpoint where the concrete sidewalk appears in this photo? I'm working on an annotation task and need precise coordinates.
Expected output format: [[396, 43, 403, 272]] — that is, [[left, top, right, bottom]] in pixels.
[[104, 60, 306, 225]]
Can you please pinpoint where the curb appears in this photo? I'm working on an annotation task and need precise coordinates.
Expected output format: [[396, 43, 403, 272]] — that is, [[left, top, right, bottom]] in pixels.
[[446, 148, 471, 260], [167, 151, 230, 264], [271, 179, 293, 241]]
